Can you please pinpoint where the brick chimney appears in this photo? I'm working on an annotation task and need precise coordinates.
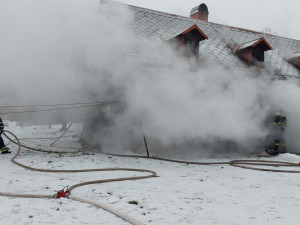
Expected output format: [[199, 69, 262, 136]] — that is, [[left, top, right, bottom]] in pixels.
[[190, 3, 209, 22]]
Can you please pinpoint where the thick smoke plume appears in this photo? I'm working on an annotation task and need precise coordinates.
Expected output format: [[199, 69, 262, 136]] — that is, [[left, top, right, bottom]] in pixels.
[[1, 0, 300, 157]]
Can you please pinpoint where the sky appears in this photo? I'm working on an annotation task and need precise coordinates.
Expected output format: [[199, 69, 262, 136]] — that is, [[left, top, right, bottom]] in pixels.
[[115, 0, 300, 40]]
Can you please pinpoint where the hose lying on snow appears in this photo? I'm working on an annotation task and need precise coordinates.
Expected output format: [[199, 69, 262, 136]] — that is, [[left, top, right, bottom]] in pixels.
[[105, 153, 300, 173], [6, 127, 300, 174], [2, 129, 300, 225], [1, 130, 156, 225], [69, 195, 146, 225]]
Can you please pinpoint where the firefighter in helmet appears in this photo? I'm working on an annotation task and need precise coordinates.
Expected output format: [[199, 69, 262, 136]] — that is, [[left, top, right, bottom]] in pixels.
[[0, 117, 11, 154], [265, 111, 287, 155]]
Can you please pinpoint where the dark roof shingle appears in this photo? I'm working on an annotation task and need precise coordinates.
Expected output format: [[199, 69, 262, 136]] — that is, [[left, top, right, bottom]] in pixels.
[[127, 4, 300, 77]]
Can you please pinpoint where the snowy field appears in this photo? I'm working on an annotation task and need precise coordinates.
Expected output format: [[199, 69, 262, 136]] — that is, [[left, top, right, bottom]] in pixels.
[[1, 122, 300, 225]]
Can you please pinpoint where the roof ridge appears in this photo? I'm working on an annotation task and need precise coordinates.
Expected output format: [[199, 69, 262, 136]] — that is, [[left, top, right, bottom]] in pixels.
[[110, 0, 300, 43]]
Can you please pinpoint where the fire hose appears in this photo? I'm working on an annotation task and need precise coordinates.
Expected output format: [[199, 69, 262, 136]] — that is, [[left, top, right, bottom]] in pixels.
[[104, 153, 300, 173], [1, 130, 300, 225], [0, 130, 156, 225], [8, 128, 300, 173]]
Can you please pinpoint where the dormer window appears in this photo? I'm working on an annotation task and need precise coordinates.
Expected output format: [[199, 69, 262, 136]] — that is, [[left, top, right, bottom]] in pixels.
[[287, 51, 300, 70], [170, 24, 208, 58], [232, 38, 272, 65]]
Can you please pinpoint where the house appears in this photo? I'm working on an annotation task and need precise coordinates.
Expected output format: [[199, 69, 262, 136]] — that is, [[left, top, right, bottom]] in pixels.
[[82, 1, 300, 154], [119, 2, 300, 80]]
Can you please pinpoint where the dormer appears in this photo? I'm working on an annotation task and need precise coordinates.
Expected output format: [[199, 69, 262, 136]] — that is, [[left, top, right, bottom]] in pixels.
[[232, 38, 273, 65], [170, 24, 208, 58], [286, 51, 300, 70]]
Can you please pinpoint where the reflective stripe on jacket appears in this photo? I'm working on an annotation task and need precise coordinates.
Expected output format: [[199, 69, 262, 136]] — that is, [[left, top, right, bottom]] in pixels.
[[0, 118, 3, 130]]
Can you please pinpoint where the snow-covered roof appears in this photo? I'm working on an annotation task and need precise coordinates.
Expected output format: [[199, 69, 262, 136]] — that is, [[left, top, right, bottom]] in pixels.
[[287, 51, 300, 61], [236, 38, 272, 51], [126, 3, 300, 78]]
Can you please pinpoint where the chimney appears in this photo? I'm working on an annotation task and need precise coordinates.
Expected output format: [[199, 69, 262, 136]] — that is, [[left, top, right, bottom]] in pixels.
[[190, 3, 209, 22]]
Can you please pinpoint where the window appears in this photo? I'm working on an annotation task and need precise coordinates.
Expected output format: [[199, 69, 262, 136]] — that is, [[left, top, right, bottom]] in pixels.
[[233, 38, 272, 65]]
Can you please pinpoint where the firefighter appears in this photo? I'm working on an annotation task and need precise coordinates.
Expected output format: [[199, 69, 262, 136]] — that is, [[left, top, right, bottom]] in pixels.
[[265, 111, 287, 155], [0, 117, 11, 154]]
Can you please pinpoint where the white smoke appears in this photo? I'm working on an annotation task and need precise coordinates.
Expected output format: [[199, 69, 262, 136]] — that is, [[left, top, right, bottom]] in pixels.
[[0, 0, 134, 104], [1, 0, 300, 157], [265, 79, 300, 153]]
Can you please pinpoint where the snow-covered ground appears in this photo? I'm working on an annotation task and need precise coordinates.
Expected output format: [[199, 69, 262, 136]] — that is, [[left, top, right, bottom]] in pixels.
[[1, 122, 300, 225]]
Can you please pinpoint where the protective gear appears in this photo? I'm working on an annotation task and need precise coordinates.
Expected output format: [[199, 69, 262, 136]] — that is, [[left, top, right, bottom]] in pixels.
[[273, 111, 287, 127], [1, 147, 11, 154], [265, 111, 287, 155], [0, 117, 10, 154], [0, 118, 4, 130]]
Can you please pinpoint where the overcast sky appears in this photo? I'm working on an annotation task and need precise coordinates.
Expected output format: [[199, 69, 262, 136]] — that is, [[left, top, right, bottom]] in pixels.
[[115, 0, 300, 40]]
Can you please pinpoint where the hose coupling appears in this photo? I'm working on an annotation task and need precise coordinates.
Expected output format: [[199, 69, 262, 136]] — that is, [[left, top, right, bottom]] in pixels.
[[53, 186, 71, 198]]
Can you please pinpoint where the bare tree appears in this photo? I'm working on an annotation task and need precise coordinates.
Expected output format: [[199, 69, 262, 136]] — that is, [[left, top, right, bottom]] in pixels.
[[260, 27, 278, 36]]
